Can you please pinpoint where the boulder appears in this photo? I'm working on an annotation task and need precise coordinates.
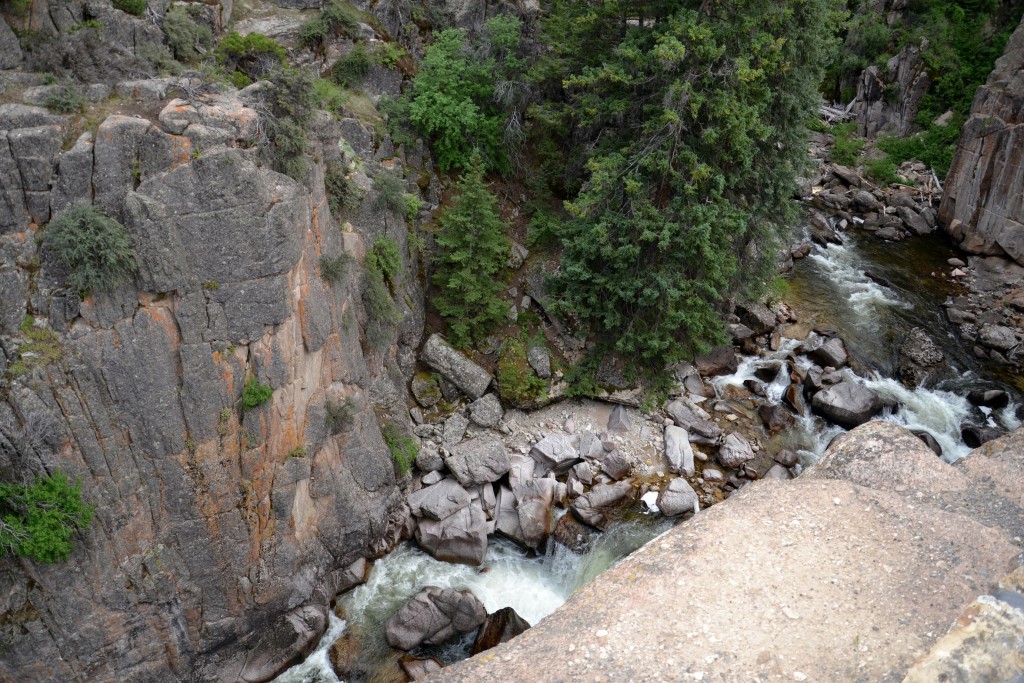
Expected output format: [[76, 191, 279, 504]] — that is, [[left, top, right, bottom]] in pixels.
[[530, 433, 577, 474], [552, 512, 595, 553], [384, 587, 487, 650], [401, 658, 443, 681], [468, 393, 504, 428], [571, 480, 634, 530], [0, 20, 21, 70], [783, 384, 806, 414], [810, 381, 883, 429], [897, 327, 945, 387], [717, 433, 755, 469], [912, 430, 943, 457], [961, 424, 1006, 449], [414, 500, 489, 565], [695, 345, 739, 377], [416, 445, 444, 472], [599, 450, 632, 480], [421, 334, 493, 399], [505, 478, 558, 548], [735, 301, 776, 335], [807, 337, 848, 369], [442, 413, 470, 447], [607, 404, 631, 432], [664, 425, 695, 476], [897, 206, 933, 236], [408, 479, 471, 521], [774, 449, 800, 468], [758, 404, 795, 435], [851, 190, 880, 213], [444, 437, 511, 487], [978, 325, 1018, 352], [411, 376, 441, 408], [666, 399, 723, 446], [967, 389, 1010, 409], [656, 478, 700, 517], [470, 607, 531, 656], [526, 344, 551, 379]]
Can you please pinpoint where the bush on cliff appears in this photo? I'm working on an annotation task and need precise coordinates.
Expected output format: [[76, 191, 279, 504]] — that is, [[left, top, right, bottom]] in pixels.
[[0, 471, 94, 564], [216, 32, 286, 81], [242, 377, 273, 409], [45, 205, 138, 295]]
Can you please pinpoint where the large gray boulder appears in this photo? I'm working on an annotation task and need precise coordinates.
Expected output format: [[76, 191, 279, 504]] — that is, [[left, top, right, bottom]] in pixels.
[[468, 393, 503, 428], [717, 433, 755, 469], [897, 327, 945, 387], [656, 478, 700, 517], [666, 399, 723, 446], [421, 334, 493, 399], [510, 478, 558, 548], [0, 19, 22, 70], [571, 480, 634, 530], [530, 433, 577, 474], [811, 381, 883, 429], [735, 301, 776, 335], [444, 437, 511, 487], [408, 479, 471, 521], [664, 425, 695, 476], [415, 500, 489, 565], [384, 587, 487, 650], [807, 337, 848, 369]]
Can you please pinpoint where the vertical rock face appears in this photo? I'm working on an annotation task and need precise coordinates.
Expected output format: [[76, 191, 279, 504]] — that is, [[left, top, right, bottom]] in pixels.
[[851, 44, 930, 139], [0, 91, 423, 681], [939, 16, 1024, 266]]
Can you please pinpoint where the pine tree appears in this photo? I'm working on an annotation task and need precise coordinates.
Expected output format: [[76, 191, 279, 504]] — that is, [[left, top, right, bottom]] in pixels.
[[432, 152, 511, 347]]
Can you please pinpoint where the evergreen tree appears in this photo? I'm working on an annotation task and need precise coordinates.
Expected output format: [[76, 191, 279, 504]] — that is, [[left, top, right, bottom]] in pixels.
[[432, 152, 511, 347]]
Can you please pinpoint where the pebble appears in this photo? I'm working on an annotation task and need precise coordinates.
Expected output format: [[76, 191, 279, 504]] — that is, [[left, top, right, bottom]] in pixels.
[[793, 673, 808, 682], [725, 414, 738, 422], [564, 418, 575, 434], [948, 258, 966, 267], [833, 497, 841, 505], [595, 629, 608, 638]]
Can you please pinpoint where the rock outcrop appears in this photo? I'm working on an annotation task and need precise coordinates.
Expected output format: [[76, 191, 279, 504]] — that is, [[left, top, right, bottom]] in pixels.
[[431, 423, 1024, 682], [0, 84, 424, 682], [939, 15, 1024, 266], [851, 44, 930, 138]]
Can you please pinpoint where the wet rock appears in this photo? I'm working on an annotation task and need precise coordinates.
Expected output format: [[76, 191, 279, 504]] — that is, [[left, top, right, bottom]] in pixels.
[[444, 437, 511, 487], [783, 384, 807, 414], [421, 334, 493, 399], [414, 500, 489, 565], [743, 379, 768, 398], [912, 430, 943, 457], [810, 381, 883, 429], [240, 605, 327, 683], [897, 327, 945, 387], [736, 301, 776, 335], [774, 449, 800, 468], [717, 433, 755, 469], [897, 206, 933, 236], [530, 433, 577, 474], [470, 606, 531, 656], [656, 478, 700, 517], [571, 480, 634, 531], [967, 389, 1010, 409], [807, 337, 848, 369], [758, 404, 795, 435], [468, 394, 504, 428], [570, 461, 595, 486], [664, 425, 695, 476], [961, 424, 1007, 449], [666, 399, 723, 446], [401, 658, 443, 681], [384, 587, 487, 650], [851, 190, 880, 213], [607, 404, 631, 432], [552, 512, 594, 552], [526, 344, 551, 379], [695, 345, 739, 377], [408, 479, 471, 521]]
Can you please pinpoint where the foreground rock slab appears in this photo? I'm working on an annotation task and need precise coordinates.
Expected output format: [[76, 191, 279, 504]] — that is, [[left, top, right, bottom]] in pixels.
[[429, 423, 1023, 683]]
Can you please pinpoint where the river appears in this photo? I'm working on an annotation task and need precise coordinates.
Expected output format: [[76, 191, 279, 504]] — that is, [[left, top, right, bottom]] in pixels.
[[272, 227, 1021, 682]]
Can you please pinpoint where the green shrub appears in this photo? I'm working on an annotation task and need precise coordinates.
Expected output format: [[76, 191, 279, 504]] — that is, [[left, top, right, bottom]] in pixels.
[[45, 205, 138, 294], [43, 85, 87, 114], [830, 122, 863, 166], [319, 253, 351, 283], [7, 316, 62, 377], [381, 422, 417, 476], [68, 19, 103, 32], [299, 0, 362, 52], [314, 77, 346, 112], [325, 163, 362, 213], [163, 5, 214, 62], [259, 67, 317, 179], [876, 119, 962, 177], [375, 42, 407, 69], [216, 31, 286, 80], [325, 397, 356, 434], [362, 240, 402, 349], [497, 336, 547, 408], [331, 43, 372, 88], [113, 0, 146, 15], [138, 42, 182, 76], [864, 156, 901, 186], [372, 171, 408, 214], [368, 237, 401, 285], [242, 377, 273, 409], [0, 471, 93, 564], [287, 445, 307, 458]]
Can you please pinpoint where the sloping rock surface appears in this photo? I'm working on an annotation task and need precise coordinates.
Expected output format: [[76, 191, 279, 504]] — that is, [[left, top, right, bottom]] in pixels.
[[430, 423, 1023, 682]]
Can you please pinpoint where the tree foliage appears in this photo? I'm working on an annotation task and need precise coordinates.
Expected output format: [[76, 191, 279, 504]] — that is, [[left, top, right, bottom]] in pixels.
[[0, 471, 93, 564], [541, 0, 843, 369], [45, 205, 138, 294], [431, 152, 511, 347]]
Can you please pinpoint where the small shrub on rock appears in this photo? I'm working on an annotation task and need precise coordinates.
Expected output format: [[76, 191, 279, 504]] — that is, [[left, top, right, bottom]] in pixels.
[[325, 397, 356, 434], [163, 5, 214, 63], [242, 377, 273, 409], [216, 31, 286, 81], [319, 254, 351, 283], [0, 471, 94, 564], [43, 85, 87, 114], [44, 205, 138, 294], [381, 421, 417, 476], [331, 43, 372, 88], [113, 0, 146, 15]]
